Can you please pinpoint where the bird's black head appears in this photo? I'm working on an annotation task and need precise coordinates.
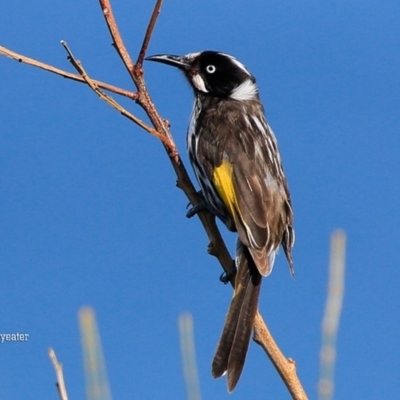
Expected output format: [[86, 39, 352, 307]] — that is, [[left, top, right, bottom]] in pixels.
[[146, 51, 258, 101]]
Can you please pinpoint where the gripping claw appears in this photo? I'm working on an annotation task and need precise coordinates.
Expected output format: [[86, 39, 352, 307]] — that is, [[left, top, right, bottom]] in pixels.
[[219, 267, 237, 284], [186, 201, 209, 218], [186, 191, 211, 218]]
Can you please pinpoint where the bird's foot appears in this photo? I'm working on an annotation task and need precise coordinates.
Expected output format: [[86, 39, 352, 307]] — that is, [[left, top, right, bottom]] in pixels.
[[220, 266, 237, 285], [186, 191, 210, 218]]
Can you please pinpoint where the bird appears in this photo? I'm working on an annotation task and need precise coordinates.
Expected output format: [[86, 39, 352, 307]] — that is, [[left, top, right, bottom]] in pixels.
[[146, 51, 295, 392]]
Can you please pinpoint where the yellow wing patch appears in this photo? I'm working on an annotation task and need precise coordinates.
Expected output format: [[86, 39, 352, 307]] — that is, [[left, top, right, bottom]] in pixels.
[[212, 159, 238, 218]]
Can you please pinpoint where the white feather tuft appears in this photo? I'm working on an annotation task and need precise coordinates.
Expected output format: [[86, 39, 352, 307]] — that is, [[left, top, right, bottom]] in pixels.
[[191, 74, 208, 93], [230, 79, 258, 101]]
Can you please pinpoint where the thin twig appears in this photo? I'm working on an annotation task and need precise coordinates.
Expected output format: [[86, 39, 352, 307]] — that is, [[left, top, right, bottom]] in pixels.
[[48, 348, 69, 400], [99, 0, 136, 77], [136, 0, 164, 68], [60, 40, 174, 150], [99, 0, 175, 147], [0, 45, 137, 99]]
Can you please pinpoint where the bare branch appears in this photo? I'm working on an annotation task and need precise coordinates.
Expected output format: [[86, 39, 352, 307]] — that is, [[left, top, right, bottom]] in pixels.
[[60, 40, 175, 150], [48, 348, 69, 400], [98, 0, 177, 145], [99, 0, 136, 78], [136, 0, 164, 68], [253, 313, 308, 400], [0, 45, 137, 100]]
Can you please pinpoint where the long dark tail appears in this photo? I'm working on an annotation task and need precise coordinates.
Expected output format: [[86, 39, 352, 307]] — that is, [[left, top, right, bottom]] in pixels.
[[212, 240, 262, 392]]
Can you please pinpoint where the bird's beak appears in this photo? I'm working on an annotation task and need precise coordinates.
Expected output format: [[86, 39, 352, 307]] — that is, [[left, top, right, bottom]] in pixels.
[[145, 54, 190, 70]]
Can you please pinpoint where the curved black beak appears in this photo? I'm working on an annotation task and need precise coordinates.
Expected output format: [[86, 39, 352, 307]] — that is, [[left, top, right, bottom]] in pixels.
[[145, 54, 190, 70]]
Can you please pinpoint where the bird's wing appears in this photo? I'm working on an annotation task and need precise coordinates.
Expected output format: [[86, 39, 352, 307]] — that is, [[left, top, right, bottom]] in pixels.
[[211, 110, 292, 276]]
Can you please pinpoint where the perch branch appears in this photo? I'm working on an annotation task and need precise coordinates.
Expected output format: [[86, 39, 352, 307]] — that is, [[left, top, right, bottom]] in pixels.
[[254, 312, 308, 399]]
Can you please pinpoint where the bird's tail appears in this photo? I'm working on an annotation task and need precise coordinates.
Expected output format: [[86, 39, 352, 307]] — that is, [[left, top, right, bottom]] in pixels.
[[212, 240, 262, 392]]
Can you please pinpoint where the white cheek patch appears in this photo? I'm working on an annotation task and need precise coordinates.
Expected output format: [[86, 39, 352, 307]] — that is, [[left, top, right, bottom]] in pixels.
[[192, 74, 208, 93], [230, 79, 258, 101]]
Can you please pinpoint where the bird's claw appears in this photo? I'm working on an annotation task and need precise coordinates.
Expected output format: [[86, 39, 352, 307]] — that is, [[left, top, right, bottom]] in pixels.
[[219, 267, 237, 284], [186, 201, 209, 218], [186, 191, 209, 218]]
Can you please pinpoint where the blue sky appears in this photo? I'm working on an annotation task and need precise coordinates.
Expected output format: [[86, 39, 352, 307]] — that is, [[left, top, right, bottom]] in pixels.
[[1, 1, 399, 399]]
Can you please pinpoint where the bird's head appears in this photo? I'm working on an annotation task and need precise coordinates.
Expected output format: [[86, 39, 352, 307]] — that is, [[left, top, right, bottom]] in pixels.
[[146, 51, 258, 101]]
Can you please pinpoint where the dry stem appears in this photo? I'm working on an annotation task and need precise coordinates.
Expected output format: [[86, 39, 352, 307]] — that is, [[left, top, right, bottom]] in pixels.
[[254, 312, 308, 399], [0, 45, 136, 99], [48, 348, 69, 400]]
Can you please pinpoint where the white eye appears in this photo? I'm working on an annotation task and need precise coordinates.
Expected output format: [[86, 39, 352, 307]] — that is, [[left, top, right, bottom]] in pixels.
[[206, 65, 216, 73]]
